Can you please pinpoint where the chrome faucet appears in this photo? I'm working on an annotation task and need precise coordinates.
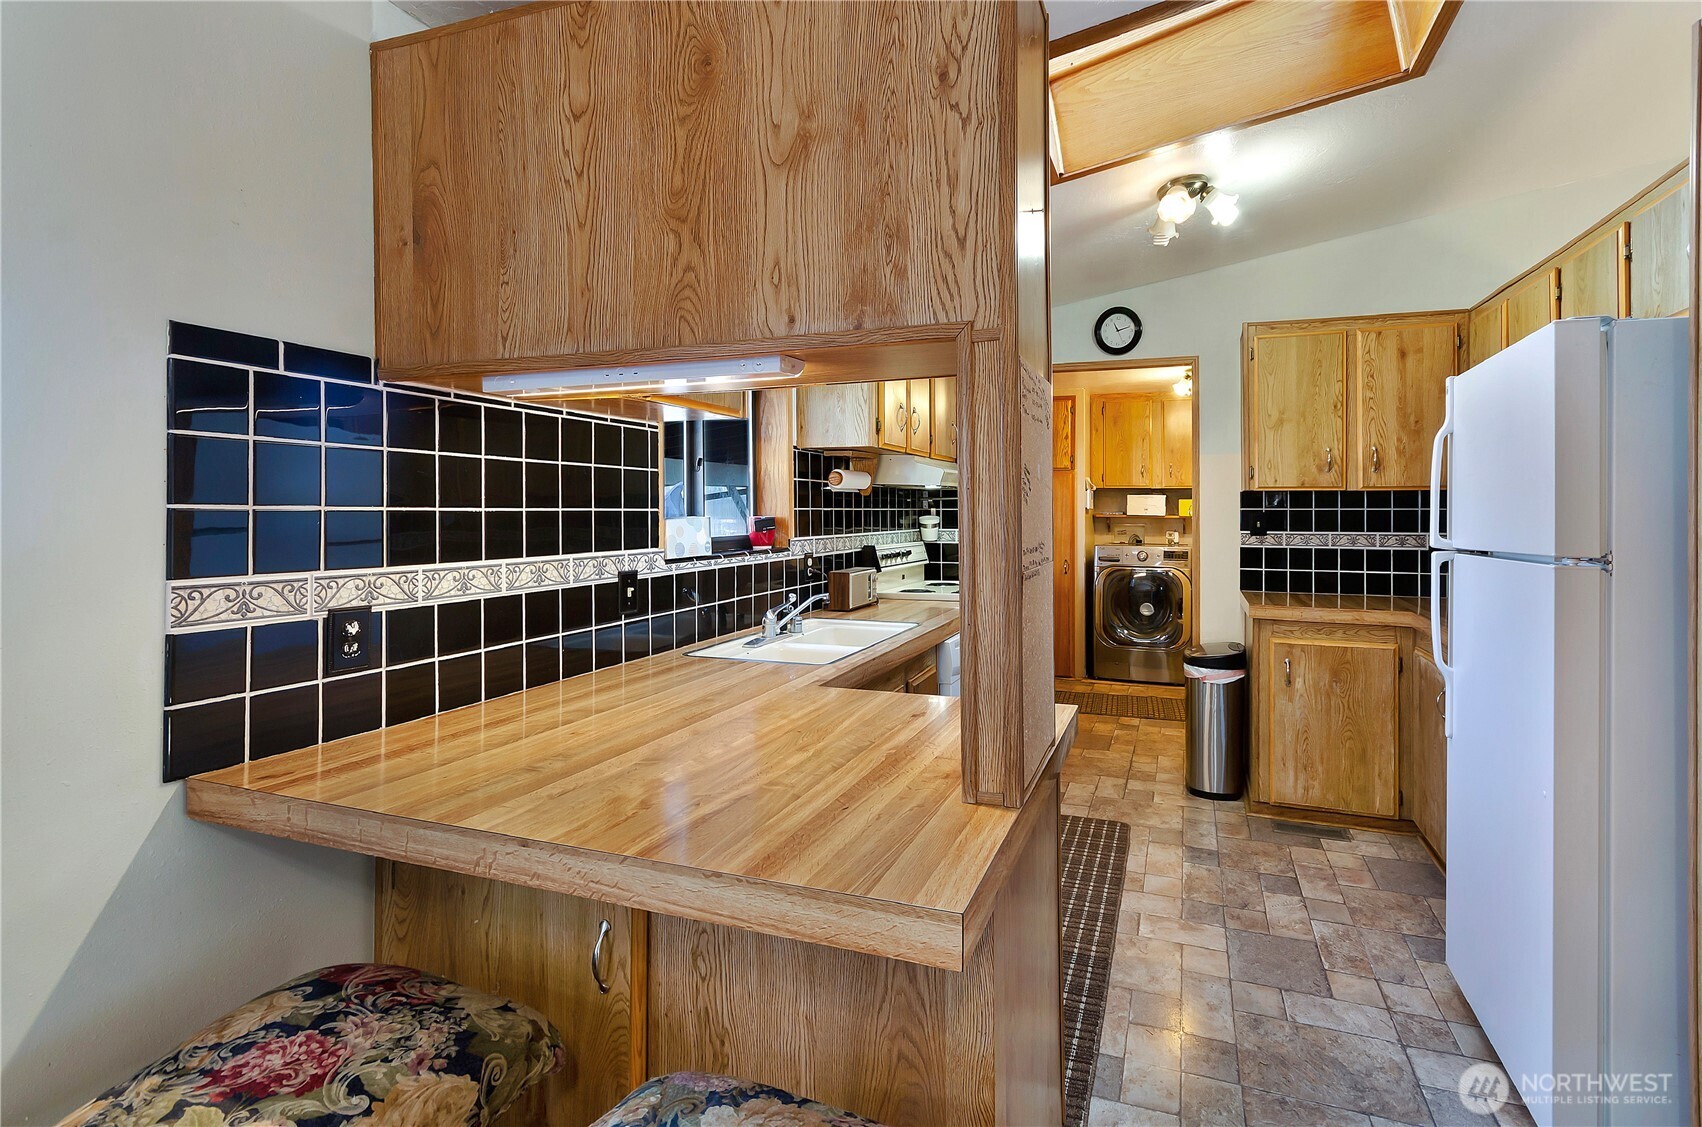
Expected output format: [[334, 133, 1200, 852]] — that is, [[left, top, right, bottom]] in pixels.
[[745, 592, 831, 647]]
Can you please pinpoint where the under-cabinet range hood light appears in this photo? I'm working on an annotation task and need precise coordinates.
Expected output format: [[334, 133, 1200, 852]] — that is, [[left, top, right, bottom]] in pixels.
[[483, 354, 805, 398]]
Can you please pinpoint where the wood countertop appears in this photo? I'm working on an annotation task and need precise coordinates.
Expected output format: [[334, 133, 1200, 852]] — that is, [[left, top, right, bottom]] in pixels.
[[188, 600, 1077, 972], [1241, 592, 1444, 657]]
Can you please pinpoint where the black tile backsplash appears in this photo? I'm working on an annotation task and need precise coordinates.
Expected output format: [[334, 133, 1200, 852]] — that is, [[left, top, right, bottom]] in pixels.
[[1239, 489, 1436, 597], [163, 322, 944, 782]]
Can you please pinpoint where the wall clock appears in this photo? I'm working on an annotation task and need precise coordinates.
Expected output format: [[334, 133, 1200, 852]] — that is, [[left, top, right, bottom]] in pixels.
[[1093, 306, 1142, 355]]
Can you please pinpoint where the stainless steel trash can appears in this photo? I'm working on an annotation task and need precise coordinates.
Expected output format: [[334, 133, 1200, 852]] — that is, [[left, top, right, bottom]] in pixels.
[[1184, 643, 1247, 800]]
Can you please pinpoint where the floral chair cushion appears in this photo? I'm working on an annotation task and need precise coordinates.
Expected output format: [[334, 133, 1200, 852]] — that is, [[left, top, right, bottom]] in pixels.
[[61, 963, 563, 1127], [591, 1073, 886, 1127]]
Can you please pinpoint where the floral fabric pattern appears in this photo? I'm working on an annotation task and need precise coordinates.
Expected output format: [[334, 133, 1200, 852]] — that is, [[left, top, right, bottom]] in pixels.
[[60, 964, 563, 1127], [591, 1073, 885, 1127]]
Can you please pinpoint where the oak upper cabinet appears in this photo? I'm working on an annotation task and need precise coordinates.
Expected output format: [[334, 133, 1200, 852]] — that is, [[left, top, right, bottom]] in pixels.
[[1355, 320, 1459, 488], [1052, 396, 1074, 471], [930, 377, 958, 462], [1505, 268, 1558, 348], [1089, 394, 1158, 487], [1245, 329, 1347, 490], [1159, 398, 1192, 488], [906, 378, 934, 456], [1557, 224, 1626, 319], [1264, 626, 1400, 818], [1628, 173, 1690, 318], [796, 383, 880, 450], [1403, 648, 1447, 860], [1467, 300, 1505, 367], [879, 381, 910, 453]]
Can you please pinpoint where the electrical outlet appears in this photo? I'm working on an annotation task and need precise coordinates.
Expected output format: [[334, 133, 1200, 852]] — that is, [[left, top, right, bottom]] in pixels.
[[326, 606, 373, 673], [803, 552, 818, 577], [617, 570, 640, 615]]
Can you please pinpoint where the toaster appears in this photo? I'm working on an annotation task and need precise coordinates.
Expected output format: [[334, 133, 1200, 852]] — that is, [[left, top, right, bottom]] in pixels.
[[827, 567, 879, 611]]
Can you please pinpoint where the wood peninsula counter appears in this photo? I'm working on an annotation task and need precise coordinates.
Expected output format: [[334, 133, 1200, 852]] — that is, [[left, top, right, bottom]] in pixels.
[[188, 600, 1076, 1126]]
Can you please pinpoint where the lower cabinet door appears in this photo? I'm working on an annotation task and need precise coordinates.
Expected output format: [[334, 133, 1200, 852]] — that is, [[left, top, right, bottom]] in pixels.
[[1266, 630, 1400, 817], [375, 862, 643, 1127], [1406, 650, 1448, 859]]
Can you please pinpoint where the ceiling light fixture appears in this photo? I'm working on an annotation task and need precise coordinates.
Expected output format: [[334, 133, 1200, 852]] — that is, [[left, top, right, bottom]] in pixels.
[[1149, 174, 1239, 247], [483, 354, 805, 398], [1172, 373, 1194, 398]]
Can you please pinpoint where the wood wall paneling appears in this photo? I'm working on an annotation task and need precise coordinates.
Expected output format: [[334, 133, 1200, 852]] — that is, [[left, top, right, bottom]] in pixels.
[[753, 388, 795, 547], [1052, 395, 1075, 471]]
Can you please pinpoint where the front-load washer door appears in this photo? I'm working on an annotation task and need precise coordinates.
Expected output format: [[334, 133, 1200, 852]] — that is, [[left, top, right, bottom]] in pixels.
[[1095, 567, 1188, 649]]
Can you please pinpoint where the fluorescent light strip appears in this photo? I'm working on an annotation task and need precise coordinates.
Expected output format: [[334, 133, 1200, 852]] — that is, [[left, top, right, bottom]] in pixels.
[[484, 354, 805, 397]]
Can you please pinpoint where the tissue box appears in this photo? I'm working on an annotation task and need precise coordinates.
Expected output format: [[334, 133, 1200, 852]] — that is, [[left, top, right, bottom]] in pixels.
[[1126, 494, 1166, 516]]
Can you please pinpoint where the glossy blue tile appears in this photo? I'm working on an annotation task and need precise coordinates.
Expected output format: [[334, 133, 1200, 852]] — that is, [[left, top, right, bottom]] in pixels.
[[165, 627, 246, 704], [253, 510, 320, 574], [484, 594, 523, 647], [439, 454, 481, 508], [169, 434, 247, 505], [485, 408, 523, 458], [249, 685, 319, 759], [253, 441, 320, 506], [322, 672, 382, 741], [169, 359, 248, 434], [324, 510, 382, 571], [439, 402, 482, 455], [385, 606, 435, 666], [250, 619, 318, 690], [170, 321, 277, 368], [562, 629, 595, 678], [386, 391, 436, 451], [485, 511, 524, 559], [524, 638, 561, 687], [387, 451, 435, 509], [386, 511, 435, 567], [254, 372, 322, 441], [525, 413, 559, 461], [325, 383, 383, 446], [164, 698, 246, 781], [169, 509, 248, 579], [437, 600, 481, 655], [439, 511, 481, 563], [483, 644, 524, 699], [438, 653, 483, 710], [283, 341, 371, 382], [385, 662, 435, 724], [325, 447, 382, 507]]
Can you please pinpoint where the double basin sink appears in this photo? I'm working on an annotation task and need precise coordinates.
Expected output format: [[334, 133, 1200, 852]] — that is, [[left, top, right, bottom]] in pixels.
[[688, 618, 917, 665]]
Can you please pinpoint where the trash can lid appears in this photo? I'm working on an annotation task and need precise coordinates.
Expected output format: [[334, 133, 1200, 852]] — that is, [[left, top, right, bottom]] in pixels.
[[1183, 642, 1247, 671]]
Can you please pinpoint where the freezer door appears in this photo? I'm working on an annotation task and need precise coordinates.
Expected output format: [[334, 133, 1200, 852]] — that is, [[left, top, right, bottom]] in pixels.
[[1448, 319, 1607, 558], [1444, 553, 1604, 1126]]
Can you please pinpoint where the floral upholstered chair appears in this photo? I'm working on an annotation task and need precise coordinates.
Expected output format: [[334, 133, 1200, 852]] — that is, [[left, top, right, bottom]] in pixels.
[[59, 964, 563, 1127], [590, 1073, 886, 1127]]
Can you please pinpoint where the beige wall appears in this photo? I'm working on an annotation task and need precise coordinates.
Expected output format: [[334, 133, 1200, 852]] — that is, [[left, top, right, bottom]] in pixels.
[[1, 4, 387, 1120], [1052, 163, 1679, 647]]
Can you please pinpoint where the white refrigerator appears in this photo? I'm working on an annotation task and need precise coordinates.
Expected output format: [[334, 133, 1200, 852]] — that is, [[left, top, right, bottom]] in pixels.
[[1429, 317, 1690, 1126]]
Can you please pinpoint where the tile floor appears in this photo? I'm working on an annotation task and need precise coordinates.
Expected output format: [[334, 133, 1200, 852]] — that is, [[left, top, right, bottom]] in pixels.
[[1061, 711, 1534, 1127]]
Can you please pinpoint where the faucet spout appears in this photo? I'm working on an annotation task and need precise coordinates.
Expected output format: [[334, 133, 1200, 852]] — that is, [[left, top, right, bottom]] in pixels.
[[745, 592, 831, 647]]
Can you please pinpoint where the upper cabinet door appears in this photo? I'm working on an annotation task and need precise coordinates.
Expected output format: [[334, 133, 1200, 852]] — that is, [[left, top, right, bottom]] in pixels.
[[1467, 301, 1505, 369], [1090, 395, 1156, 487], [1557, 224, 1626, 320], [1628, 176, 1691, 319], [1160, 398, 1192, 488], [878, 382, 909, 453], [907, 378, 934, 456], [1249, 331, 1347, 489], [930, 377, 958, 462], [1505, 268, 1558, 349], [1355, 320, 1459, 489]]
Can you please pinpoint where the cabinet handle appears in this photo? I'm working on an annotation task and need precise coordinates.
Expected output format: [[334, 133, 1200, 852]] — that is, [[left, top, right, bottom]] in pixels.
[[912, 410, 922, 434], [895, 405, 907, 437], [590, 918, 612, 994], [1371, 444, 1381, 473], [1249, 465, 1255, 482], [1324, 447, 1334, 473], [1434, 688, 1445, 718], [1284, 657, 1292, 686]]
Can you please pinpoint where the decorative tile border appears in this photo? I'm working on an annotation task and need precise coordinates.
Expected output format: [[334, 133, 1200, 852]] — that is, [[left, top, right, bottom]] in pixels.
[[1240, 531, 1429, 549], [166, 530, 924, 631]]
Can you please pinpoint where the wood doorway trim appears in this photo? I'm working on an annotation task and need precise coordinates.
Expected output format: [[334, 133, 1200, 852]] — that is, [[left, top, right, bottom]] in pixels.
[[1052, 356, 1202, 681]]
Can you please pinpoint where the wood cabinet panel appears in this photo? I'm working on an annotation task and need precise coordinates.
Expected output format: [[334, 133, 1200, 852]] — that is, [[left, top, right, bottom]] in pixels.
[[931, 376, 959, 462], [1467, 301, 1504, 367], [1505, 268, 1558, 347], [796, 382, 878, 450], [879, 381, 909, 453], [1266, 629, 1399, 818], [1249, 331, 1347, 489], [1628, 178, 1691, 318], [375, 862, 642, 1127], [1404, 649, 1447, 861], [1089, 394, 1158, 487], [1052, 396, 1074, 471], [1052, 462, 1075, 678], [1159, 397, 1193, 488], [908, 378, 934, 455], [1557, 224, 1626, 319], [1355, 321, 1458, 489]]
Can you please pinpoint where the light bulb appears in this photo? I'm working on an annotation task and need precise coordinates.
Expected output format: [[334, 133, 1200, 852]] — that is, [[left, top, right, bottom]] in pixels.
[[1148, 217, 1177, 246], [1203, 186, 1240, 226], [1155, 184, 1197, 224], [1172, 375, 1193, 397]]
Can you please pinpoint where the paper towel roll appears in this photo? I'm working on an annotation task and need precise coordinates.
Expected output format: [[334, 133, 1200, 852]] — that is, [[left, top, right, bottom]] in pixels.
[[827, 468, 871, 491]]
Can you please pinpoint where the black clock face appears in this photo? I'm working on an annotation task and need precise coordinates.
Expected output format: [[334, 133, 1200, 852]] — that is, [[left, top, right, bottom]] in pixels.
[[1094, 307, 1142, 355]]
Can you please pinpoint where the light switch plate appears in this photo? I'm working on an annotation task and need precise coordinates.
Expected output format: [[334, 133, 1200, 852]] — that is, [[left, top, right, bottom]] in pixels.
[[617, 570, 640, 615], [326, 606, 373, 673]]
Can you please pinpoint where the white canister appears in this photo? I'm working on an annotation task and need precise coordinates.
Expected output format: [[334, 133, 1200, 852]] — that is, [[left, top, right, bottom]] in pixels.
[[919, 515, 941, 542]]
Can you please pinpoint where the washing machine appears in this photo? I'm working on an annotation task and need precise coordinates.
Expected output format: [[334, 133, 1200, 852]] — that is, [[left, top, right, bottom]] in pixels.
[[1091, 544, 1192, 684]]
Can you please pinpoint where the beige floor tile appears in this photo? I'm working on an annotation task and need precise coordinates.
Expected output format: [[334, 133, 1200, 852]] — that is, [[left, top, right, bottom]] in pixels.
[[1181, 1033, 1239, 1083], [1180, 1073, 1246, 1126], [1223, 907, 1269, 932], [1230, 979, 1286, 1018], [1449, 1021, 1495, 1061], [1142, 915, 1227, 952], [1087, 1096, 1180, 1126], [1121, 1063, 1182, 1116], [1184, 944, 1230, 979], [1380, 980, 1444, 1019], [1283, 989, 1399, 1042], [1327, 972, 1388, 1008], [1128, 987, 1183, 1032], [1182, 972, 1236, 1041]]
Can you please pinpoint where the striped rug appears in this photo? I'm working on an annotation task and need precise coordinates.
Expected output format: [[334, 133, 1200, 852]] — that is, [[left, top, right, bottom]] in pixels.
[[1060, 814, 1131, 1127], [1055, 689, 1185, 721]]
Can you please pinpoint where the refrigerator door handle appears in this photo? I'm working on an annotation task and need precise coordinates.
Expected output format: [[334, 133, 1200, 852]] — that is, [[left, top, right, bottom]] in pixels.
[[1428, 378, 1454, 549], [1429, 550, 1455, 738]]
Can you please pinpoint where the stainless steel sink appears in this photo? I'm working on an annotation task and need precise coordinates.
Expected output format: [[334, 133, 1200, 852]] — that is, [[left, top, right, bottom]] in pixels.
[[687, 618, 917, 665]]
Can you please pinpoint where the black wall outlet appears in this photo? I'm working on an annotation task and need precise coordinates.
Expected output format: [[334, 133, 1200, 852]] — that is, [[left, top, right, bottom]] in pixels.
[[617, 570, 640, 615], [326, 606, 373, 673]]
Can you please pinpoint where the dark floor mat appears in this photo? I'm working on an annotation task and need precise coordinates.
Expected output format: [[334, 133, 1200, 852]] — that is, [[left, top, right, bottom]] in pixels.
[[1056, 689, 1185, 721], [1060, 815, 1131, 1127]]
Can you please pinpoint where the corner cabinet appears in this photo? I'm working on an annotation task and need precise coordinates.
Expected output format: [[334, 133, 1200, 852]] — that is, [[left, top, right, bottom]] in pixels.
[[1402, 646, 1447, 861], [1242, 312, 1464, 490], [798, 379, 955, 462]]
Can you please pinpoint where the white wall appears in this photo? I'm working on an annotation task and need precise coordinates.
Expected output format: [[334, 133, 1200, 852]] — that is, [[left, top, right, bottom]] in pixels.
[[1053, 162, 1680, 644], [1, 3, 385, 1120]]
